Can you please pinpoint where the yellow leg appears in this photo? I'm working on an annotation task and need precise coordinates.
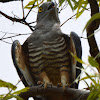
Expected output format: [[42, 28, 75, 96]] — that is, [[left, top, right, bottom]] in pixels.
[[60, 67, 70, 89], [39, 71, 50, 88]]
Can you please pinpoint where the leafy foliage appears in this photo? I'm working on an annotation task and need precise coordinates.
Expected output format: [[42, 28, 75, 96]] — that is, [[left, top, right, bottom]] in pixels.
[[70, 51, 85, 64], [87, 80, 100, 100], [0, 80, 29, 100], [88, 56, 99, 69], [80, 56, 100, 100], [0, 80, 17, 90], [86, 56, 100, 100], [24, 0, 44, 9], [83, 13, 100, 32], [24, 0, 89, 19], [71, 52, 100, 99], [76, 0, 88, 18]]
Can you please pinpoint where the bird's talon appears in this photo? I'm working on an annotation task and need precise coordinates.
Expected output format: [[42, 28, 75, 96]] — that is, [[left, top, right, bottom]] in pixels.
[[37, 81, 43, 85], [44, 83, 47, 88], [57, 83, 68, 88], [62, 83, 68, 89], [57, 83, 62, 87], [41, 82, 53, 88], [48, 82, 53, 87]]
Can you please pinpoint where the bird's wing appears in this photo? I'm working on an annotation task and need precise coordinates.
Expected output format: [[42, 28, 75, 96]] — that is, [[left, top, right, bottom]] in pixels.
[[70, 32, 82, 89], [63, 32, 82, 89], [12, 40, 43, 100], [11, 40, 34, 87]]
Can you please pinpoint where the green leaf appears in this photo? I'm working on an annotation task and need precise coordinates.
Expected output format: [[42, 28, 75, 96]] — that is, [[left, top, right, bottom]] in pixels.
[[3, 94, 23, 100], [83, 80, 90, 89], [73, 1, 79, 10], [85, 72, 96, 86], [67, 0, 73, 10], [47, 0, 51, 1], [88, 56, 99, 69], [12, 95, 24, 100], [24, 0, 44, 9], [24, 0, 37, 9], [0, 94, 5, 99], [59, 0, 65, 7], [12, 87, 29, 95], [77, 0, 83, 14], [71, 0, 77, 3], [0, 80, 16, 90], [70, 51, 85, 64], [83, 0, 88, 4], [80, 75, 97, 81], [83, 13, 100, 32], [76, 3, 87, 18], [87, 89, 100, 100]]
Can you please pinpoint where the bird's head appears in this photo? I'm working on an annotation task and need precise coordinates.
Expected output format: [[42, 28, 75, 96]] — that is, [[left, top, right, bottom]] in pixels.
[[37, 2, 60, 24]]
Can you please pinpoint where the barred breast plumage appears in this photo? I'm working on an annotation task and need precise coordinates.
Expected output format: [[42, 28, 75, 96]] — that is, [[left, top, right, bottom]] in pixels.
[[28, 36, 71, 85]]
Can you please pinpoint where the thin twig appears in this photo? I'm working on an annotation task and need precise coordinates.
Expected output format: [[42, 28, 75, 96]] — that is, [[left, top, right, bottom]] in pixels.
[[59, 2, 68, 13], [0, 11, 23, 22], [1, 33, 7, 39], [80, 37, 87, 39], [11, 37, 13, 42], [60, 8, 90, 27], [0, 33, 31, 40], [0, 0, 20, 3], [28, 21, 36, 24], [21, 0, 25, 18], [0, 31, 32, 35], [1, 40, 12, 44], [60, 12, 77, 27], [0, 11, 34, 32], [25, 0, 36, 20]]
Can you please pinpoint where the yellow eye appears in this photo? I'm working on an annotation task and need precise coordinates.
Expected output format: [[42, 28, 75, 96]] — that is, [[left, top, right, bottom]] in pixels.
[[39, 7, 43, 12]]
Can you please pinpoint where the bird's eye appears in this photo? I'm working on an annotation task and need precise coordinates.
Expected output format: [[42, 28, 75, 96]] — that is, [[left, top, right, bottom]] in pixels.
[[39, 7, 43, 12]]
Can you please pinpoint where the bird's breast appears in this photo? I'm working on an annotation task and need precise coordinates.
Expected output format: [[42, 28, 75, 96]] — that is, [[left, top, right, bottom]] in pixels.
[[28, 36, 71, 85]]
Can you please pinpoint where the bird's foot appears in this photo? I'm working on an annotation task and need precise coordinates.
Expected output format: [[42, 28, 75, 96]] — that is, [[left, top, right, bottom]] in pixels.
[[57, 83, 68, 89], [37, 81, 52, 88], [37, 81, 43, 85], [39, 71, 52, 88], [62, 83, 68, 89], [44, 82, 52, 88], [57, 83, 62, 87]]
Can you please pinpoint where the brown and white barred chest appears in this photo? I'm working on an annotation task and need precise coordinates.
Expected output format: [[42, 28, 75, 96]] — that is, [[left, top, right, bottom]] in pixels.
[[28, 36, 71, 85]]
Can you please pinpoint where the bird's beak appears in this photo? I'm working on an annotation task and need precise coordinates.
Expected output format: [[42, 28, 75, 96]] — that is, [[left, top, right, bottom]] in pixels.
[[48, 2, 55, 10]]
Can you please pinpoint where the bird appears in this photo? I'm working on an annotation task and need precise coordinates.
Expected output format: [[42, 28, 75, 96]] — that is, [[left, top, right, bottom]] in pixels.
[[11, 2, 82, 100]]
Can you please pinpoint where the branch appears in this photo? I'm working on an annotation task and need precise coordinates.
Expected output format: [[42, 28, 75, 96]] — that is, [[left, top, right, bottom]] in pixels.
[[0, 33, 31, 40], [86, 0, 100, 72], [0, 0, 20, 3], [0, 11, 34, 32], [19, 86, 90, 100]]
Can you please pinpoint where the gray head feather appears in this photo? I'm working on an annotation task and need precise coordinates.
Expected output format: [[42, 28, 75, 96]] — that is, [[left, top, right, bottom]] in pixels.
[[37, 2, 60, 24], [27, 2, 62, 44]]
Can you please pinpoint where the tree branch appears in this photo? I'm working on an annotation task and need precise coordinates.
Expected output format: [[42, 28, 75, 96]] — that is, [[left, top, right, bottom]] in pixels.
[[0, 0, 20, 3], [0, 11, 34, 32], [19, 86, 90, 100], [86, 0, 100, 72]]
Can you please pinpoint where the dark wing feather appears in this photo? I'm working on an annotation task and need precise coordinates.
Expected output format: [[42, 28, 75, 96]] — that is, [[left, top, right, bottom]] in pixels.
[[63, 32, 82, 89], [11, 40, 28, 87], [11, 40, 35, 86], [70, 32, 82, 89], [12, 40, 42, 100]]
